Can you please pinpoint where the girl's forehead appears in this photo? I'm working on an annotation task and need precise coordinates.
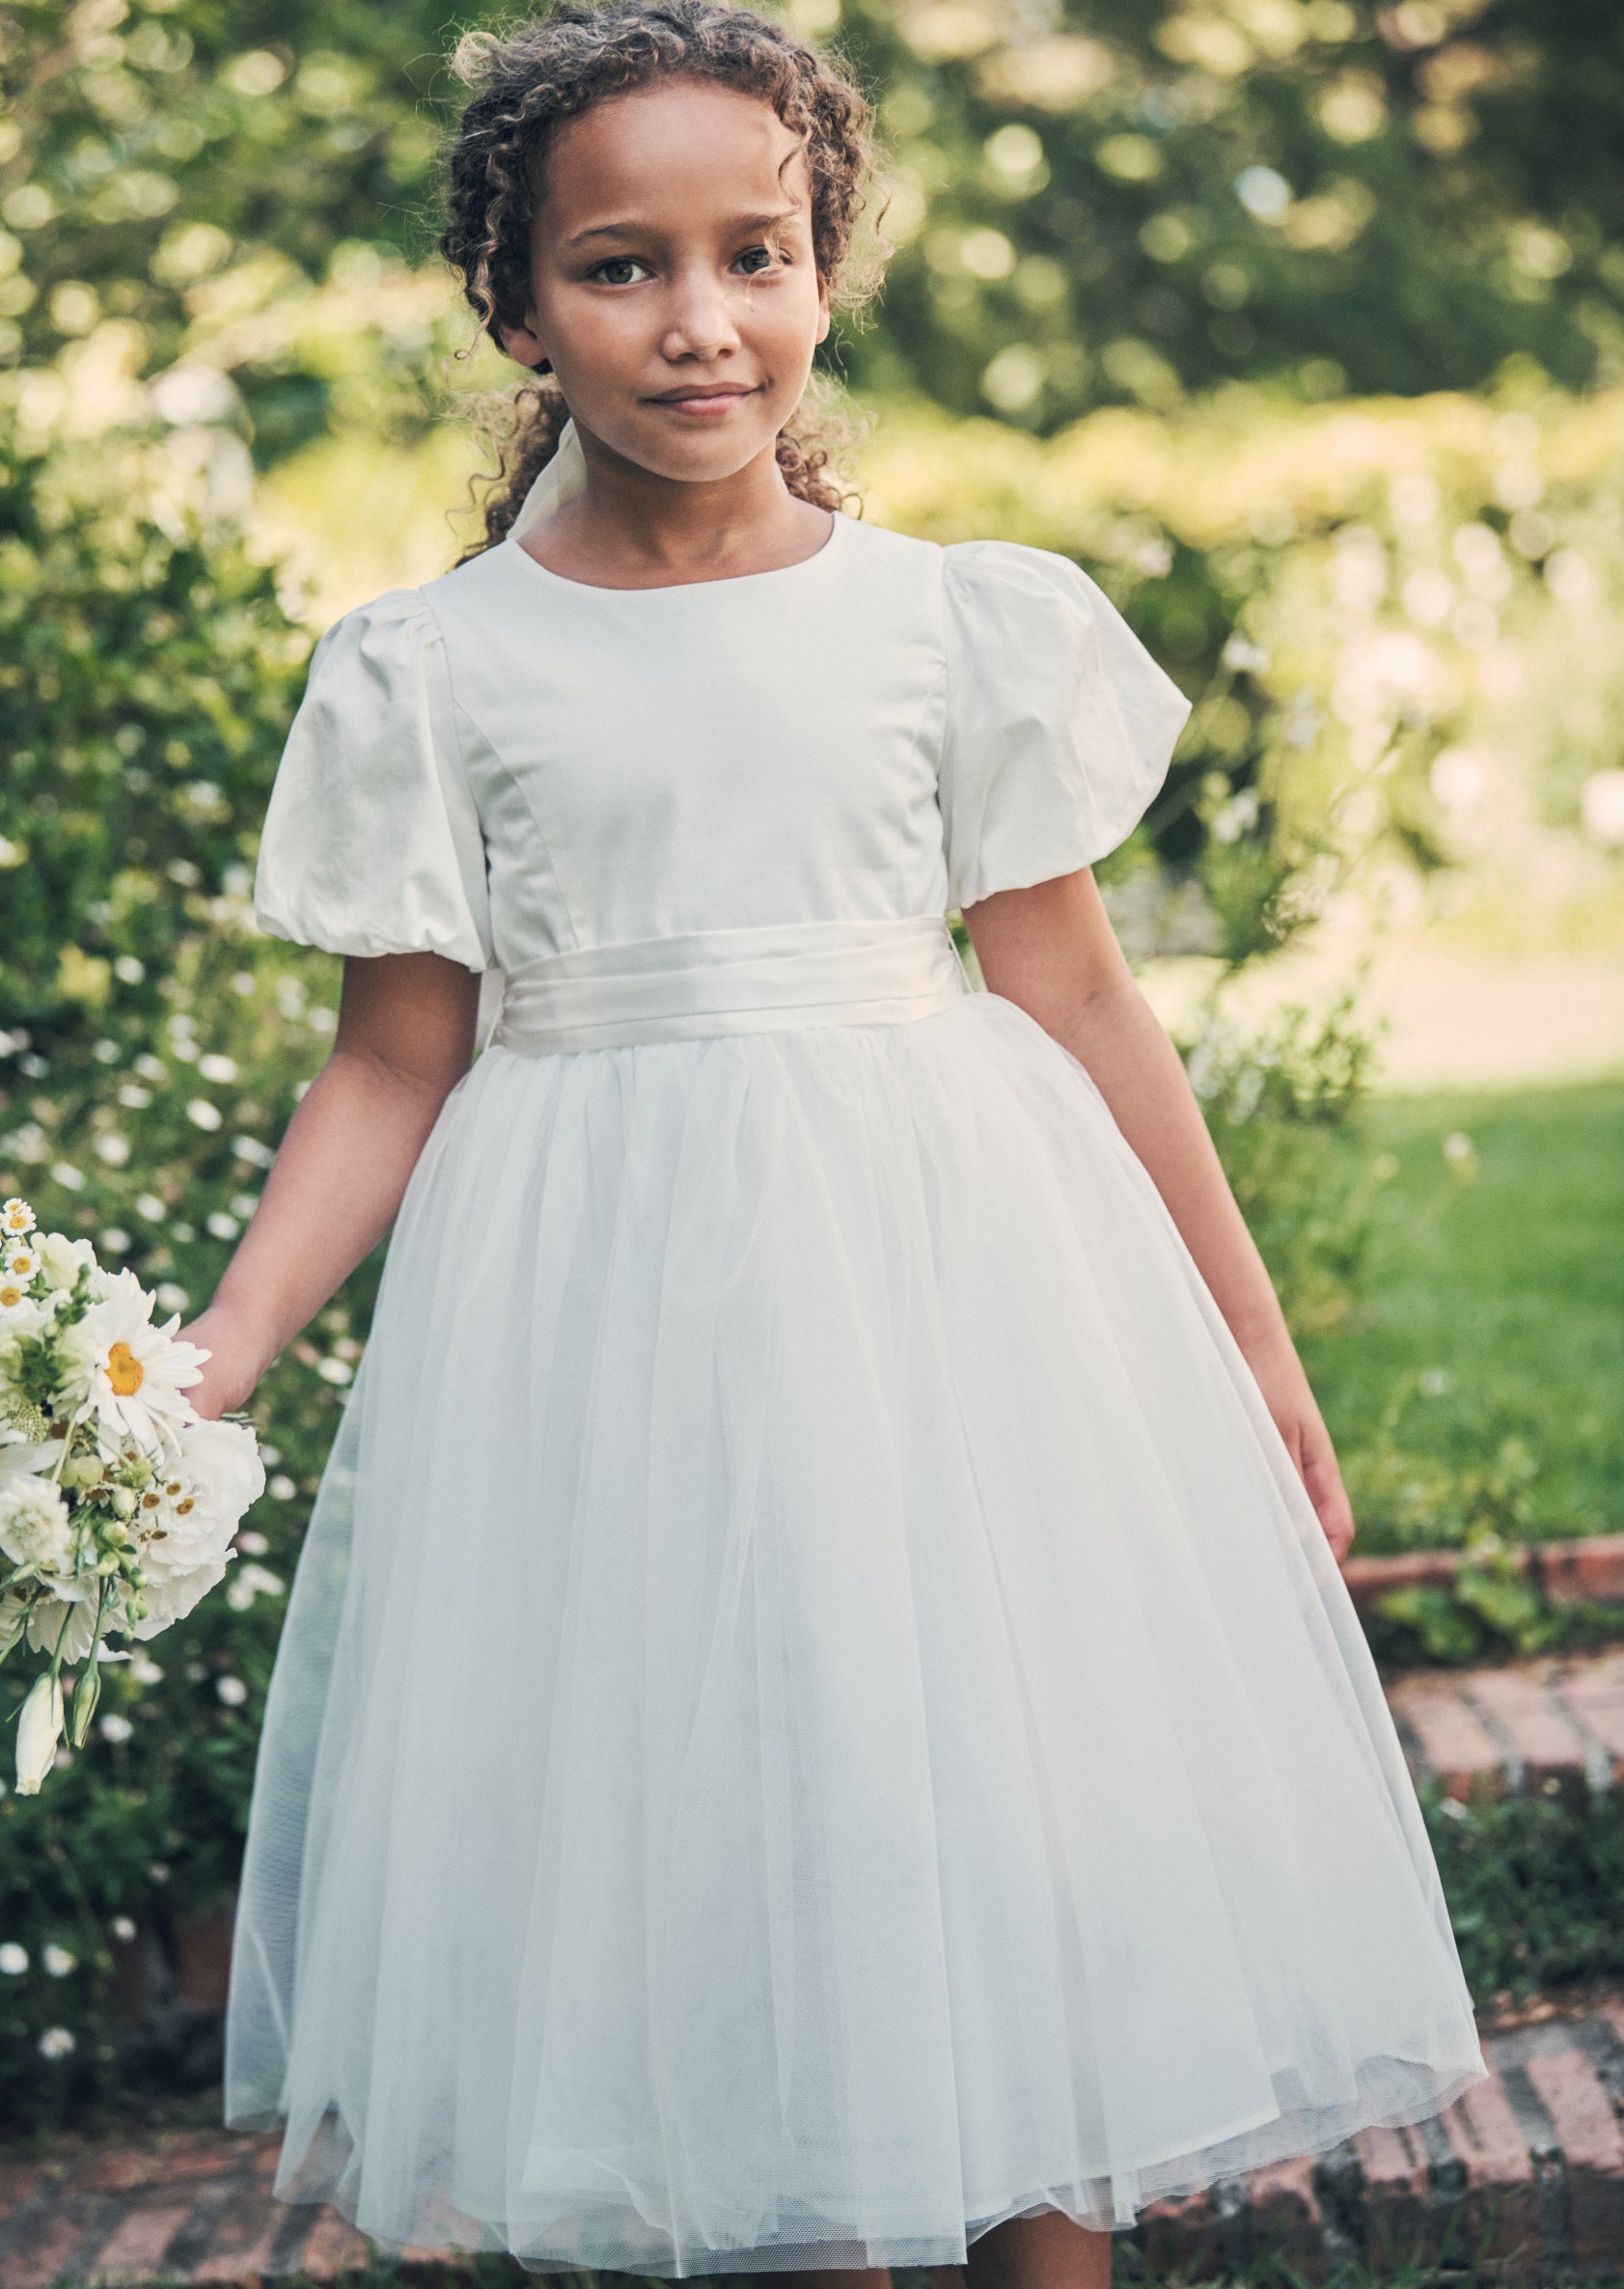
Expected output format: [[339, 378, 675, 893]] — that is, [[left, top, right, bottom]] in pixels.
[[542, 79, 810, 214]]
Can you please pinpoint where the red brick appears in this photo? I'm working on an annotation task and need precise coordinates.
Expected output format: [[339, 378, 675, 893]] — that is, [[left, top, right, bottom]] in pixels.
[[1386, 1678, 1506, 1797], [285, 2207, 376, 2282], [0, 2160, 48, 2214], [1245, 2150, 1326, 2273], [1523, 2046, 1624, 2272], [1342, 1548, 1465, 1617], [1, 2199, 102, 2289], [80, 2200, 194, 2284], [1438, 2068, 1540, 2281], [1353, 2120, 1437, 2268], [72, 2147, 164, 2195], [1464, 1669, 1588, 1793], [1553, 1662, 1624, 1780], [151, 2133, 245, 2188], [189, 2187, 286, 2287], [1538, 1535, 1624, 1608]]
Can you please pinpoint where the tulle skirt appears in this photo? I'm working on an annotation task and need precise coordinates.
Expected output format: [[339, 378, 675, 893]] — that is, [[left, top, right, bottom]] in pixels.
[[222, 991, 1486, 2274]]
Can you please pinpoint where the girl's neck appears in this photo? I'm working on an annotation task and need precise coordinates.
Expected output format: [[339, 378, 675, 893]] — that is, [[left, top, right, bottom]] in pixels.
[[517, 426, 832, 592]]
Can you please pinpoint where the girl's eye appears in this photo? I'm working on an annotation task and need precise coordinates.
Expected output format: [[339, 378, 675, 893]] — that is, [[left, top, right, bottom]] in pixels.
[[735, 245, 783, 277], [592, 257, 650, 287]]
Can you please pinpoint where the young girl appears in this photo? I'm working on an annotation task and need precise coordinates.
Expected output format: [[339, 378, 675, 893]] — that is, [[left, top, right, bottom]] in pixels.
[[207, 3, 1486, 2278]]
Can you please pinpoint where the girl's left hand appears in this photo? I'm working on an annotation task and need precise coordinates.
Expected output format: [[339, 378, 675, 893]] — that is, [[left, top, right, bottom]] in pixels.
[[1241, 1327, 1357, 1565]]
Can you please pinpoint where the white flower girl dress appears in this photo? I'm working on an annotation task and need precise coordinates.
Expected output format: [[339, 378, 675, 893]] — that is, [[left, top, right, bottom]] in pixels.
[[223, 424, 1485, 2274]]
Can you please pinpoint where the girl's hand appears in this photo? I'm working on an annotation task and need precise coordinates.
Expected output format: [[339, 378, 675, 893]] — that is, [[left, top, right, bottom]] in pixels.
[[179, 1305, 273, 1422], [1239, 1326, 1356, 1564]]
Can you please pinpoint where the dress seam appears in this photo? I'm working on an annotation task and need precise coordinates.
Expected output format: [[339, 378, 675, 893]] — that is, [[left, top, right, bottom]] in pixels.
[[923, 550, 954, 922], [413, 583, 584, 951]]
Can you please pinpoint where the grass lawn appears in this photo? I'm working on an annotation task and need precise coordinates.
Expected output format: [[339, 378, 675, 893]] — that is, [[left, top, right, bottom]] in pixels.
[[1300, 1079, 1624, 1555]]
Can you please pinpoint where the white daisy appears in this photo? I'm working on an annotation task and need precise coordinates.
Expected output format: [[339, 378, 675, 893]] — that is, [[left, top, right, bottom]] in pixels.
[[0, 1280, 43, 1328], [59, 1270, 206, 1459], [3, 1247, 39, 1283], [0, 1200, 35, 1240]]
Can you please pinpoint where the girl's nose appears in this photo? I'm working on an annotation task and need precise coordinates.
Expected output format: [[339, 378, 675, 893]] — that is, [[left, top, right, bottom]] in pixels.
[[660, 265, 742, 362]]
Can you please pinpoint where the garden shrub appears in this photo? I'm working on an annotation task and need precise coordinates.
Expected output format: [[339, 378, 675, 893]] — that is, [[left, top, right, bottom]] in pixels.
[[0, 427, 372, 2126]]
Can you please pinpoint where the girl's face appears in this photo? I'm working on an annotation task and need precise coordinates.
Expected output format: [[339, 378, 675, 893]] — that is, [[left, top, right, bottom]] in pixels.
[[501, 78, 832, 488]]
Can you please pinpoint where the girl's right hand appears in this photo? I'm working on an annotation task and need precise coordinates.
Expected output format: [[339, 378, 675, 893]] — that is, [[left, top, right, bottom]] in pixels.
[[179, 1306, 273, 1421]]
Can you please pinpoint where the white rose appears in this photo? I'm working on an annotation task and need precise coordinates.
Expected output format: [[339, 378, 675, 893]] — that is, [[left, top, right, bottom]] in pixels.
[[38, 1232, 97, 1292], [129, 1557, 231, 1640], [0, 1474, 75, 1575], [0, 1437, 62, 1480], [25, 1594, 100, 1664], [176, 1417, 264, 1525], [15, 1672, 65, 1795]]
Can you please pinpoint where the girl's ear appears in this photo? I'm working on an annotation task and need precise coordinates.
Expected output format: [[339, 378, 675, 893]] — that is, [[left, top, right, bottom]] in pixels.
[[815, 273, 831, 345], [499, 310, 551, 371]]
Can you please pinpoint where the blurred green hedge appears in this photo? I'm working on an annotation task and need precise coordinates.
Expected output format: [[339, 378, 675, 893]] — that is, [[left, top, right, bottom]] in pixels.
[[0, 433, 373, 2124]]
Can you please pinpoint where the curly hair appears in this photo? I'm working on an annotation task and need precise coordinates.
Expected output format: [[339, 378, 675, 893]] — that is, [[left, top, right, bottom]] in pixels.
[[440, 0, 885, 556]]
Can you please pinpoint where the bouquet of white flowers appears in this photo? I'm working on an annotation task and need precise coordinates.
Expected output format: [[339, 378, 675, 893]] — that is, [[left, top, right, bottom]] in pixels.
[[0, 1196, 263, 1794]]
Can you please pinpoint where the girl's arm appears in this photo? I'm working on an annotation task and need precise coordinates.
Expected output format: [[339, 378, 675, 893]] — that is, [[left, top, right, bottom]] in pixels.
[[181, 952, 481, 1420], [961, 867, 1356, 1562]]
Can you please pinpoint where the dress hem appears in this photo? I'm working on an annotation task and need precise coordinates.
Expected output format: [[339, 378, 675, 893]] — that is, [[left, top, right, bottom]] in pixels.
[[225, 2053, 1489, 2276]]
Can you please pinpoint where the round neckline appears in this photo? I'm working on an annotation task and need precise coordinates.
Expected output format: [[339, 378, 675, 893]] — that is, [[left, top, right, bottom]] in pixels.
[[503, 506, 845, 596]]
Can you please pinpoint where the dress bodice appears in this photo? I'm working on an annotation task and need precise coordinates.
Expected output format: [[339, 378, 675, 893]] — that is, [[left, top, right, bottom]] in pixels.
[[253, 510, 1192, 990]]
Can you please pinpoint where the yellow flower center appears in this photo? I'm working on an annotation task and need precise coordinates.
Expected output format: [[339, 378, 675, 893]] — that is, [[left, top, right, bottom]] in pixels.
[[107, 1340, 145, 1396], [176, 1497, 194, 1515], [0, 1285, 20, 1310]]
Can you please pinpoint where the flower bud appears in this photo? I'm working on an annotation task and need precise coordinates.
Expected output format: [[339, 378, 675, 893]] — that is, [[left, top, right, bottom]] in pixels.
[[15, 1674, 65, 1795], [110, 1486, 137, 1518], [62, 1453, 105, 1490], [69, 1664, 100, 1749]]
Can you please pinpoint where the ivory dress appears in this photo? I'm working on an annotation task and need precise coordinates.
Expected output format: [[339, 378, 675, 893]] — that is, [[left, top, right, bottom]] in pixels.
[[223, 504, 1486, 2274]]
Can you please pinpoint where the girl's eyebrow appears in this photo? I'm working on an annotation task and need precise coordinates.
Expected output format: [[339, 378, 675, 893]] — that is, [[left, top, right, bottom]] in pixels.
[[564, 206, 802, 250]]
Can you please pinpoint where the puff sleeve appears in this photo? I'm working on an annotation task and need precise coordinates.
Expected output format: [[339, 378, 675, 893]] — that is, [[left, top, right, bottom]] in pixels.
[[938, 539, 1193, 912], [253, 591, 493, 971]]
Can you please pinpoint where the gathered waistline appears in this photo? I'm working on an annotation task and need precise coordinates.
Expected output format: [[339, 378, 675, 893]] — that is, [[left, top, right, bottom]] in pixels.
[[488, 915, 971, 1055]]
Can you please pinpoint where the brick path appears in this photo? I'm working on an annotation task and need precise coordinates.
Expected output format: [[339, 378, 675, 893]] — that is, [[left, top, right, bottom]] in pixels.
[[6, 1647, 1624, 2287], [1387, 1647, 1624, 1800], [4, 2013, 1624, 2289]]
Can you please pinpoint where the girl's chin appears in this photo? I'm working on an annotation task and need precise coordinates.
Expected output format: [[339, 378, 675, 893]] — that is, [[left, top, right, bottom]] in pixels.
[[608, 414, 785, 483]]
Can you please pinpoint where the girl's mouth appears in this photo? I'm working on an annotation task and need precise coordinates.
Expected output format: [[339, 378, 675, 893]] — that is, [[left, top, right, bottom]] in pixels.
[[647, 385, 759, 418]]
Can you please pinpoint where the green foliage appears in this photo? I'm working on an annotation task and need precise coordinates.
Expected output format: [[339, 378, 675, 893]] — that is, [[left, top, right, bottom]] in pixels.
[[0, 439, 308, 1031], [1421, 1778, 1624, 2005], [0, 429, 374, 2124], [1182, 989, 1381, 1338], [1302, 1083, 1624, 1558], [6, 0, 1622, 438], [844, 0, 1624, 424]]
